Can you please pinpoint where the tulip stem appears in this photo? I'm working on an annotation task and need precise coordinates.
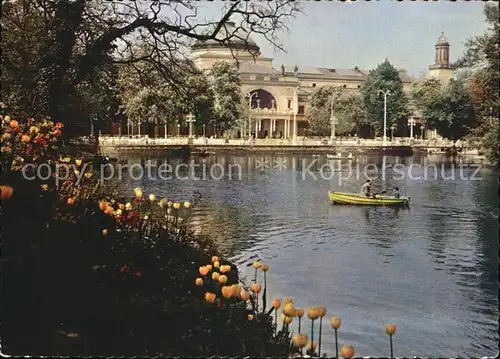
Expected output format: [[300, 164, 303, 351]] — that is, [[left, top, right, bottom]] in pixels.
[[310, 319, 315, 357], [390, 334, 393, 358], [274, 309, 278, 336], [254, 268, 257, 283], [298, 317, 302, 333], [334, 328, 339, 359], [318, 317, 323, 357]]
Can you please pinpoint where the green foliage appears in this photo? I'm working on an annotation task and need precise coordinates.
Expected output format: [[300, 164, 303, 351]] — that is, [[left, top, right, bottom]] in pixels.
[[210, 61, 244, 132], [306, 86, 369, 135], [360, 60, 410, 134], [417, 79, 475, 140]]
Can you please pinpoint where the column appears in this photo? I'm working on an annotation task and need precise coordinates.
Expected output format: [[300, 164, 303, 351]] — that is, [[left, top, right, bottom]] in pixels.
[[255, 119, 258, 138]]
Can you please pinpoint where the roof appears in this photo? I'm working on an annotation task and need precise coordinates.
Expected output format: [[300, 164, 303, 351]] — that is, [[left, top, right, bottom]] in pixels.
[[239, 62, 280, 75], [191, 21, 260, 53]]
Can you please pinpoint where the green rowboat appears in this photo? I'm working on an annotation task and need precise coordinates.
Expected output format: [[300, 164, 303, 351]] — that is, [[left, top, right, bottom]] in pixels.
[[328, 191, 410, 207]]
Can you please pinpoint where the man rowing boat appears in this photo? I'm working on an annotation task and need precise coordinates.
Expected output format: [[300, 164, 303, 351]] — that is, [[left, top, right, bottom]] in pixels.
[[360, 179, 372, 197]]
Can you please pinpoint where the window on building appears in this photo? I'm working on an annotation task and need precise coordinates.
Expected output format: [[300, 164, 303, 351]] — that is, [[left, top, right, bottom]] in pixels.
[[343, 84, 347, 88], [287, 99, 292, 109], [250, 75, 256, 80], [357, 85, 361, 89], [264, 75, 270, 81], [312, 83, 316, 87], [298, 105, 305, 114]]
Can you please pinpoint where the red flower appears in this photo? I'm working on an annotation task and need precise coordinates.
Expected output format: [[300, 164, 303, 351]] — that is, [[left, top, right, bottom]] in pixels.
[[120, 264, 128, 272], [53, 129, 61, 137], [134, 271, 142, 277], [126, 211, 140, 226], [55, 122, 64, 129]]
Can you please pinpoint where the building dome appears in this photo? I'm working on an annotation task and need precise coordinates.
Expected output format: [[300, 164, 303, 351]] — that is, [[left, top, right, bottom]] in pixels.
[[436, 31, 449, 46], [191, 21, 261, 54]]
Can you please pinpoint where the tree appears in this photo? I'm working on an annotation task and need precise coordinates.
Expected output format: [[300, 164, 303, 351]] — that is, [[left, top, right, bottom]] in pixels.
[[210, 61, 243, 133], [1, 0, 301, 134], [306, 86, 369, 136], [360, 60, 409, 135], [418, 79, 475, 140]]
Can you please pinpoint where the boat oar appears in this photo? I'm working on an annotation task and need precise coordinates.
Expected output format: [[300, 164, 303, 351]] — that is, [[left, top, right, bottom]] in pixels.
[[371, 190, 387, 198]]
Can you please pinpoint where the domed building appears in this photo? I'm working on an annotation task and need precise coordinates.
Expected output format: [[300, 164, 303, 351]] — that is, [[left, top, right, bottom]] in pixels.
[[191, 21, 415, 139]]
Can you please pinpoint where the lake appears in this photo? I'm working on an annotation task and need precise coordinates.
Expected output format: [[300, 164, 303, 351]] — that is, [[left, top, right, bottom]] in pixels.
[[109, 153, 499, 357]]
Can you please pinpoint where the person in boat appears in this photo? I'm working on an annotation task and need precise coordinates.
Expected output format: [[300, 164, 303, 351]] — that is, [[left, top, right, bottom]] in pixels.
[[360, 179, 372, 197], [393, 187, 400, 199]]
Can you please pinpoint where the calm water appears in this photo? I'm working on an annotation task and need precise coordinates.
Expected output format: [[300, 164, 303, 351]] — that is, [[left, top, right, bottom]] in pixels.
[[110, 153, 499, 357]]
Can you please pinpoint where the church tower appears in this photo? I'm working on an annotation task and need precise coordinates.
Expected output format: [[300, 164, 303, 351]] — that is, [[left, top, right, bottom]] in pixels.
[[428, 32, 453, 85]]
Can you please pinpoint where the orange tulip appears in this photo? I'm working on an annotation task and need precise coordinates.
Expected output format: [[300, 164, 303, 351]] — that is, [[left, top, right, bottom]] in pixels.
[[9, 120, 19, 128], [331, 316, 341, 329], [296, 308, 304, 318], [307, 307, 320, 320], [118, 203, 125, 210], [206, 264, 212, 271], [173, 202, 181, 209], [1, 185, 14, 200], [211, 256, 219, 263], [195, 278, 203, 286], [341, 344, 355, 358], [252, 261, 261, 269], [283, 302, 296, 317], [99, 201, 108, 211], [67, 198, 75, 205], [292, 333, 308, 348], [282, 297, 294, 306], [247, 314, 254, 321], [102, 229, 108, 236], [251, 283, 261, 293], [281, 314, 293, 324], [272, 298, 281, 309], [211, 272, 220, 281], [316, 306, 327, 318], [240, 290, 250, 301], [385, 323, 397, 336], [105, 206, 114, 215], [218, 275, 228, 284], [220, 265, 231, 273], [260, 264, 270, 272], [199, 266, 209, 276], [213, 261, 220, 268], [21, 135, 31, 143], [230, 284, 241, 297], [221, 286, 233, 299], [204, 292, 216, 304]]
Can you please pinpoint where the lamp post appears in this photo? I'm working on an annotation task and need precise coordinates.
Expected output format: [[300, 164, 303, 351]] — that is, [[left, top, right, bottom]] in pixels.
[[248, 92, 259, 138], [378, 89, 391, 145], [407, 118, 416, 138], [330, 95, 336, 141], [421, 124, 425, 140], [177, 122, 180, 137], [293, 86, 298, 141], [203, 124, 206, 138], [186, 112, 196, 138], [271, 99, 275, 138], [390, 124, 396, 141], [256, 99, 261, 138]]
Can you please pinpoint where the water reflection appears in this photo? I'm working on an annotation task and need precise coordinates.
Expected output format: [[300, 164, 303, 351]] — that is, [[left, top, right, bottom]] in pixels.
[[108, 153, 499, 357]]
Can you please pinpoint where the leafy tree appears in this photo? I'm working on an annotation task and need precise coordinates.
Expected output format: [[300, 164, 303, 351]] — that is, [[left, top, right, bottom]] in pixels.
[[1, 0, 301, 134], [418, 79, 475, 140], [306, 86, 369, 136], [210, 61, 243, 133], [360, 60, 410, 136]]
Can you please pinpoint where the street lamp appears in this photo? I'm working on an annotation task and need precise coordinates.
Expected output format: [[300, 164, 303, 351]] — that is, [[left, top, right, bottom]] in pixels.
[[177, 122, 180, 137], [186, 112, 196, 138], [407, 118, 416, 138], [390, 124, 397, 140], [248, 91, 259, 138], [203, 124, 206, 138], [421, 124, 425, 140], [378, 89, 391, 145], [271, 99, 276, 138]]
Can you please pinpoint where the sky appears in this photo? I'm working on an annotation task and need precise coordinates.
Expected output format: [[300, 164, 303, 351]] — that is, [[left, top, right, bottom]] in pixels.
[[193, 1, 490, 77]]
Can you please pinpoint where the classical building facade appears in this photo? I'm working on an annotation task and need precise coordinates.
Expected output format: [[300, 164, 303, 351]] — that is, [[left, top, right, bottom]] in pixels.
[[191, 21, 416, 138]]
